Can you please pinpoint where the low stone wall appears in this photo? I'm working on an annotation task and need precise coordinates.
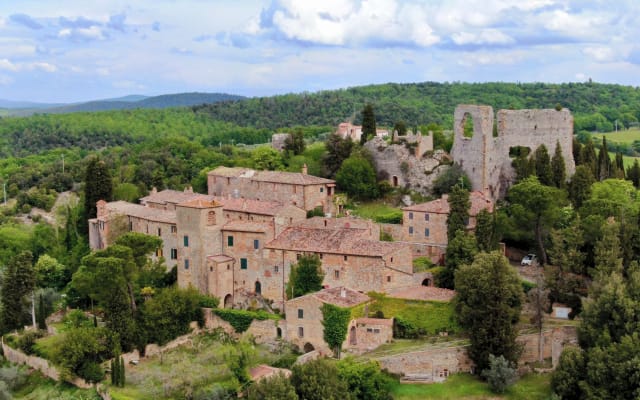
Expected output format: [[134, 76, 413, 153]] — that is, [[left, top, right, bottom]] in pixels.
[[1, 339, 93, 389], [377, 326, 577, 384], [380, 223, 403, 240], [202, 308, 281, 344]]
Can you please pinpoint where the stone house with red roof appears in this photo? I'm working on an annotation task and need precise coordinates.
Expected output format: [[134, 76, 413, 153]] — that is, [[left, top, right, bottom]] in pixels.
[[207, 166, 336, 212]]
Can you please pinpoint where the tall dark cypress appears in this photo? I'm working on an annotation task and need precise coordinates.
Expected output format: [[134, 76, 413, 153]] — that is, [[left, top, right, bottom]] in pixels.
[[597, 137, 611, 181], [534, 144, 553, 186], [360, 104, 376, 145], [446, 183, 470, 243], [551, 141, 566, 188], [581, 138, 597, 177], [0, 251, 35, 333], [84, 157, 113, 220]]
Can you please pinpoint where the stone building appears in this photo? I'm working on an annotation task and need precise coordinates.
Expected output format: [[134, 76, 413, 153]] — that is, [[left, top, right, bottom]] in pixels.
[[271, 133, 290, 151], [207, 166, 336, 212], [336, 122, 389, 142], [400, 191, 494, 263], [392, 130, 433, 159], [451, 104, 575, 199]]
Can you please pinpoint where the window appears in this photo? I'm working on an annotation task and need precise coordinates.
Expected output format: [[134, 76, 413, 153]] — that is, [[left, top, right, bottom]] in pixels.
[[184, 259, 189, 270], [254, 239, 259, 250], [298, 327, 304, 338], [210, 266, 213, 272], [464, 218, 470, 226], [171, 225, 177, 233], [171, 248, 177, 260], [183, 235, 189, 247], [296, 253, 301, 260], [343, 255, 348, 261], [240, 258, 247, 269], [319, 253, 323, 259], [334, 270, 340, 279], [298, 309, 304, 319], [425, 228, 430, 237], [156, 248, 163, 257], [373, 328, 380, 333], [274, 265, 279, 273], [129, 221, 133, 231], [157, 227, 162, 236], [424, 213, 430, 222], [390, 257, 393, 263], [387, 276, 391, 282], [409, 212, 414, 220], [227, 236, 234, 247], [409, 226, 414, 235], [320, 187, 324, 193], [207, 211, 216, 225]]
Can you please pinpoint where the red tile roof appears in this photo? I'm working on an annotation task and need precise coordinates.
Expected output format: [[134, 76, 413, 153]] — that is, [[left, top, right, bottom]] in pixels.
[[100, 201, 176, 224], [312, 287, 370, 307], [178, 198, 223, 209], [214, 196, 291, 216], [208, 166, 334, 185], [266, 227, 409, 256], [402, 191, 494, 216], [355, 318, 394, 327], [139, 189, 202, 206]]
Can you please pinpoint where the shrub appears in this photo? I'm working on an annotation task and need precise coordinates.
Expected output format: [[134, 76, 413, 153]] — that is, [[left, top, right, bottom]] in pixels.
[[374, 210, 402, 224], [78, 361, 104, 383], [213, 309, 275, 333], [198, 294, 220, 309], [412, 256, 433, 272], [307, 207, 325, 218], [17, 330, 45, 355], [482, 354, 518, 394]]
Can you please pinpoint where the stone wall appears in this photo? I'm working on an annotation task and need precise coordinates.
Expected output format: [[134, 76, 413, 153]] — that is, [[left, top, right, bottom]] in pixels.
[[451, 105, 575, 199]]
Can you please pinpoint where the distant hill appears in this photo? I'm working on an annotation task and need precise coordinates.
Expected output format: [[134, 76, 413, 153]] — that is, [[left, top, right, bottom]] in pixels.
[[192, 82, 640, 132], [5, 92, 246, 116], [0, 99, 64, 109]]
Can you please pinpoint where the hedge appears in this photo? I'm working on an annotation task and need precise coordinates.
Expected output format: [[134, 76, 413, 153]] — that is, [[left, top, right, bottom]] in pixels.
[[213, 309, 278, 333]]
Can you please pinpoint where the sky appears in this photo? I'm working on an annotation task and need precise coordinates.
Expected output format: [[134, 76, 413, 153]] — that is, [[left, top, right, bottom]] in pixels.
[[0, 0, 639, 103]]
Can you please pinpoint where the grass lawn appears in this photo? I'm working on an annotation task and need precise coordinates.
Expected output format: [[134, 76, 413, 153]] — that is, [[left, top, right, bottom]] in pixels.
[[391, 373, 552, 400], [33, 332, 66, 360], [351, 201, 403, 223], [591, 128, 640, 144], [11, 370, 100, 400], [366, 293, 460, 335]]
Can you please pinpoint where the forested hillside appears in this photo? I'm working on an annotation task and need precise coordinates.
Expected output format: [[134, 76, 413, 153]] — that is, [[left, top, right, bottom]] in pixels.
[[193, 81, 640, 132]]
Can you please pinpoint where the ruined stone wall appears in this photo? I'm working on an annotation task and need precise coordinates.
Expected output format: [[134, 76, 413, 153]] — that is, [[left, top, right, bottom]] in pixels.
[[346, 319, 394, 353], [451, 105, 575, 199], [271, 133, 290, 151]]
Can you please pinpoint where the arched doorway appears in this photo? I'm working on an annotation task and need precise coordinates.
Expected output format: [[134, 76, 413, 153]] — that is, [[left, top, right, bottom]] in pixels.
[[276, 327, 282, 338], [255, 281, 262, 295], [349, 326, 357, 345], [422, 278, 432, 287], [392, 175, 399, 187], [223, 294, 233, 308], [303, 343, 315, 353]]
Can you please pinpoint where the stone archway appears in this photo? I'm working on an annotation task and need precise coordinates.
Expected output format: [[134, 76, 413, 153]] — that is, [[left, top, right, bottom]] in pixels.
[[223, 294, 233, 308], [392, 175, 399, 187], [349, 326, 357, 345], [422, 278, 432, 287], [255, 281, 262, 295], [303, 342, 315, 353]]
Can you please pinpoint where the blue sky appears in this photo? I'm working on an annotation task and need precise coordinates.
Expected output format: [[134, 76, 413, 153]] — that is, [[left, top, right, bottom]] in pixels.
[[0, 0, 639, 103]]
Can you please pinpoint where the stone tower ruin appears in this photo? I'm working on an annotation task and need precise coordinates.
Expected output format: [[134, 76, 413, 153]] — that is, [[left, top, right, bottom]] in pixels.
[[450, 105, 575, 199]]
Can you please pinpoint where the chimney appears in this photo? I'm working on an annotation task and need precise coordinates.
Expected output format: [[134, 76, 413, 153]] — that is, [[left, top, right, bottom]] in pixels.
[[340, 287, 346, 298], [184, 186, 193, 194], [96, 200, 107, 218], [151, 187, 158, 195], [302, 164, 308, 175]]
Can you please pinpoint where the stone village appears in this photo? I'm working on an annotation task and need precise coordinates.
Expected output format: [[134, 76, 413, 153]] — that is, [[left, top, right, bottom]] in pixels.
[[85, 104, 577, 378]]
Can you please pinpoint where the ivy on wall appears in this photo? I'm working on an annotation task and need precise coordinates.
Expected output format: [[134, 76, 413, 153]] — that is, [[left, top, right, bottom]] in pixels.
[[213, 309, 277, 333], [321, 303, 351, 358]]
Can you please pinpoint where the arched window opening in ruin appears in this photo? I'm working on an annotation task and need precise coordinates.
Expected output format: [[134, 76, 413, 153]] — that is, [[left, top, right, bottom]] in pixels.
[[493, 118, 499, 137], [422, 278, 432, 287], [349, 326, 357, 345], [207, 211, 216, 225], [462, 113, 475, 138], [223, 294, 233, 308], [508, 146, 531, 159], [392, 176, 399, 187], [276, 327, 282, 338], [303, 342, 315, 353], [255, 281, 262, 295]]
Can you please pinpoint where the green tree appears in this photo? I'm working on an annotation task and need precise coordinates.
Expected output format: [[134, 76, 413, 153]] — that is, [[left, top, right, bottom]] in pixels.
[[291, 359, 348, 400], [551, 141, 566, 188], [286, 254, 324, 298], [0, 251, 35, 333], [455, 252, 523, 372], [247, 372, 298, 400], [392, 120, 407, 136], [506, 176, 567, 265], [597, 137, 611, 181], [533, 144, 553, 186], [551, 346, 586, 400], [592, 219, 623, 278], [568, 165, 595, 209], [321, 303, 351, 358], [446, 183, 470, 242], [284, 129, 306, 156], [252, 146, 284, 171], [322, 133, 354, 178], [481, 354, 518, 394], [34, 254, 66, 290], [475, 209, 498, 252], [581, 138, 598, 177], [53, 326, 112, 381], [572, 137, 583, 166], [335, 155, 379, 200], [432, 164, 471, 196], [442, 231, 478, 289], [360, 104, 376, 145], [337, 358, 393, 400], [84, 157, 113, 220], [627, 159, 640, 188]]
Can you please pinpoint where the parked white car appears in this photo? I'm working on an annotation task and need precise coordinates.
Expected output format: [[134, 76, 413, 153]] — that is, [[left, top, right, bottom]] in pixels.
[[521, 254, 537, 266]]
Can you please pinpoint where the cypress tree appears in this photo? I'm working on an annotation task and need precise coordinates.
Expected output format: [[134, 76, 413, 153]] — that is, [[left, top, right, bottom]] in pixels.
[[360, 104, 376, 145], [475, 209, 497, 252], [36, 294, 47, 330], [568, 165, 595, 209], [84, 157, 113, 220], [596, 137, 611, 181], [572, 137, 582, 165], [627, 159, 640, 188], [551, 141, 566, 188], [0, 251, 35, 333], [611, 152, 625, 179], [581, 138, 597, 177], [111, 358, 117, 385], [534, 144, 553, 186], [446, 182, 470, 242], [119, 356, 125, 387]]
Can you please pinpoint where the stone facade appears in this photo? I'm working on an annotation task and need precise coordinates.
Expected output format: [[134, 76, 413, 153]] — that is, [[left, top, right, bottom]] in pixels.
[[364, 136, 447, 194], [336, 122, 389, 142], [271, 133, 290, 151], [392, 130, 434, 159], [347, 318, 394, 353], [207, 166, 336, 212], [451, 105, 575, 199]]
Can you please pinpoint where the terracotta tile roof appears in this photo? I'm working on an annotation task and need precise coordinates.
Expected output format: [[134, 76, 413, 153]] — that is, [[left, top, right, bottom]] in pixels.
[[207, 254, 234, 263], [266, 227, 409, 256], [178, 198, 223, 209], [294, 216, 375, 230], [222, 221, 272, 233], [312, 287, 370, 307], [355, 318, 394, 327], [213, 197, 290, 216], [402, 191, 494, 216], [209, 166, 334, 185], [139, 189, 202, 205], [101, 201, 176, 224]]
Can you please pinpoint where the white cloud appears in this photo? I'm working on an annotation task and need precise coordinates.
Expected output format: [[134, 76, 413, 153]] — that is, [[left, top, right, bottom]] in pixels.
[[583, 47, 616, 63], [457, 50, 525, 66], [451, 29, 514, 45], [0, 58, 57, 72], [30, 62, 57, 72], [58, 26, 106, 40], [0, 59, 19, 72]]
